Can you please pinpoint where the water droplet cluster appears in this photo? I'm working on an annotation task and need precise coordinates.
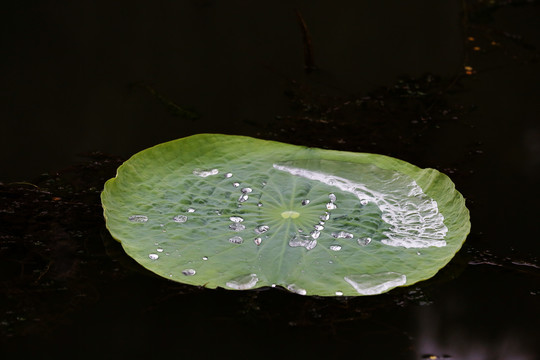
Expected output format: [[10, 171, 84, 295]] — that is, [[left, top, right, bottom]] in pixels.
[[120, 158, 449, 296]]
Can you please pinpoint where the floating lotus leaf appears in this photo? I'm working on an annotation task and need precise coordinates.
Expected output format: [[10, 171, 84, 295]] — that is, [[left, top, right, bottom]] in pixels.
[[101, 134, 470, 296]]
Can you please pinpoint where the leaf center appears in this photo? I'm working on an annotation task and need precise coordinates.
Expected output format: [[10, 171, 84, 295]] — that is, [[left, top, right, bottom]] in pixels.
[[281, 210, 300, 219]]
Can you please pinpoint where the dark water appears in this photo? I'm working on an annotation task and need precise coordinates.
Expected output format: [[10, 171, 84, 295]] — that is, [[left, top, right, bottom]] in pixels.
[[2, 1, 539, 359]]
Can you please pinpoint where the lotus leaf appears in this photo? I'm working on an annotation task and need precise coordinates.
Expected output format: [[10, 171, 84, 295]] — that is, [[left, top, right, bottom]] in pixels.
[[101, 134, 470, 296]]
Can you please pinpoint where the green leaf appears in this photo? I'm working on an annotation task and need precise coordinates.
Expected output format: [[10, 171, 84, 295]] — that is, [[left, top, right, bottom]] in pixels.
[[101, 134, 470, 296]]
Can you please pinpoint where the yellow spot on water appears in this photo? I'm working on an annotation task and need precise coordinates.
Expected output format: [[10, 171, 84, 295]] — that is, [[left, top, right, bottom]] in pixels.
[[281, 210, 300, 219], [467, 36, 475, 41]]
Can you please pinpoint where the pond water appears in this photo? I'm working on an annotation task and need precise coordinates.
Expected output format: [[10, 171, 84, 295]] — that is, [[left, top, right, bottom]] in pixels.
[[1, 1, 539, 359]]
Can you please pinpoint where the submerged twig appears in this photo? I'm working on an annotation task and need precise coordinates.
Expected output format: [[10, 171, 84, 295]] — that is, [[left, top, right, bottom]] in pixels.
[[295, 9, 316, 73], [132, 82, 199, 120]]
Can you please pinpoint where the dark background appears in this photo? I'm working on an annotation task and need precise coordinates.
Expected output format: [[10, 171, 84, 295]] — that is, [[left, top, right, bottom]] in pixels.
[[1, 1, 539, 359]]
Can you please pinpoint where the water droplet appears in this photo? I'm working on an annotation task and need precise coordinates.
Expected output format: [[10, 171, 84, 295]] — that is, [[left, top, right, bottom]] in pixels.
[[417, 251, 421, 256], [358, 237, 372, 246], [241, 187, 252, 194], [287, 284, 307, 295], [156, 247, 164, 252], [225, 172, 233, 178], [320, 212, 330, 221], [344, 272, 407, 295], [187, 208, 196, 213], [193, 168, 219, 177], [202, 256, 208, 260], [226, 273, 259, 290], [326, 202, 337, 210], [254, 225, 269, 234], [148, 253, 159, 260], [314, 224, 324, 231], [254, 237, 262, 245], [238, 194, 249, 202], [169, 273, 173, 278], [257, 202, 263, 207], [228, 236, 244, 244], [360, 199, 369, 206], [289, 234, 317, 250], [261, 181, 267, 186], [310, 230, 320, 239], [332, 231, 354, 239], [229, 216, 244, 223], [329, 193, 336, 202], [335, 291, 344, 296], [302, 199, 310, 206], [129, 215, 148, 223], [232, 182, 240, 187], [173, 215, 188, 223], [215, 210, 223, 215], [182, 269, 196, 276], [229, 223, 246, 232], [330, 245, 342, 251]]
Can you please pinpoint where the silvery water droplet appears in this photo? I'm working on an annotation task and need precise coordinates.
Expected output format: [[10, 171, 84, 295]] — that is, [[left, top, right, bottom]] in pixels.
[[173, 215, 188, 223], [187, 208, 196, 213], [344, 272, 406, 295], [226, 273, 259, 290], [182, 269, 196, 276], [193, 168, 219, 177], [129, 215, 148, 223], [320, 212, 330, 221], [289, 234, 317, 250], [257, 202, 263, 207], [229, 223, 246, 232], [261, 181, 267, 186], [358, 237, 372, 246], [287, 284, 307, 295], [326, 202, 337, 210], [156, 247, 164, 253], [335, 291, 344, 296], [238, 194, 249, 203], [417, 251, 421, 256], [254, 237, 262, 245], [310, 230, 320, 239], [228, 236, 244, 244], [215, 210, 222, 215], [360, 199, 369, 206], [229, 216, 244, 223], [302, 199, 310, 206], [254, 225, 269, 234], [330, 245, 342, 251], [241, 187, 252, 194], [332, 231, 354, 239], [232, 182, 240, 187], [225, 172, 233, 178], [148, 253, 159, 260], [329, 193, 336, 202], [314, 224, 324, 231], [202, 256, 208, 260]]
